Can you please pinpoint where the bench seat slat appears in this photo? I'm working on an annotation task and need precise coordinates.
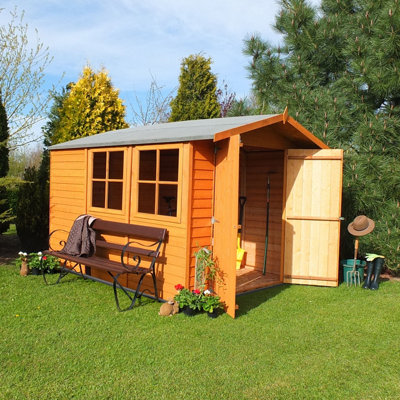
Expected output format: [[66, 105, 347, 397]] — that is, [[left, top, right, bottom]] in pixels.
[[44, 250, 151, 274]]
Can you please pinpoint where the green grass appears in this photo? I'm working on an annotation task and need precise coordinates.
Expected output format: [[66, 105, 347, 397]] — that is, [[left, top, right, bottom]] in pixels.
[[3, 224, 16, 236], [1, 263, 399, 400]]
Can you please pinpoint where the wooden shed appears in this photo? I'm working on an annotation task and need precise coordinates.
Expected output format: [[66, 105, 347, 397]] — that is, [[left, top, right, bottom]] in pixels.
[[49, 112, 343, 317]]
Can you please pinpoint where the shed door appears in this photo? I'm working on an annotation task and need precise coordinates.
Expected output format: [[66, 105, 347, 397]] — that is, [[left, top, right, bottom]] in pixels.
[[213, 136, 240, 318], [283, 149, 343, 287]]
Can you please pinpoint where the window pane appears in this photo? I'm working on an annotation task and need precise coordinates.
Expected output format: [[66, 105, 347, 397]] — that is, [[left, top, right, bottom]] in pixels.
[[139, 150, 156, 180], [159, 149, 179, 181], [93, 152, 106, 179], [92, 181, 105, 207], [108, 182, 123, 210], [158, 184, 177, 216], [109, 151, 124, 179], [138, 183, 155, 214]]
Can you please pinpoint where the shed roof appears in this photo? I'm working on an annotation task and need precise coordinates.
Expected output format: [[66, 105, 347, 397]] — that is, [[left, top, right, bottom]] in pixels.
[[49, 113, 328, 150]]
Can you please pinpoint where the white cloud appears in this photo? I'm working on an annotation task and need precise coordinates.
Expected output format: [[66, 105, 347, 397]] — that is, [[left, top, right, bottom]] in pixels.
[[1, 0, 322, 110]]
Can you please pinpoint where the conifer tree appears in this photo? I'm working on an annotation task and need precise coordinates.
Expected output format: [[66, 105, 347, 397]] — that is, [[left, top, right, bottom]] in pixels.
[[169, 54, 221, 121], [0, 94, 10, 233], [51, 66, 128, 144], [244, 0, 400, 271]]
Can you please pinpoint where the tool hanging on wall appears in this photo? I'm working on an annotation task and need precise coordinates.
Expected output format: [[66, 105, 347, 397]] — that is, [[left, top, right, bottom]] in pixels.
[[236, 196, 247, 269], [262, 176, 271, 275]]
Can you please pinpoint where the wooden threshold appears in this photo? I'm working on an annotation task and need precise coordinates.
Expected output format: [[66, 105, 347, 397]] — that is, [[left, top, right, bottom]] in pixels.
[[236, 266, 281, 294]]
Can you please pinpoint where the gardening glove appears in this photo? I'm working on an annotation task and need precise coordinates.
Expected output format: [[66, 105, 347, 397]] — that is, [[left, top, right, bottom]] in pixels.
[[365, 253, 385, 262]]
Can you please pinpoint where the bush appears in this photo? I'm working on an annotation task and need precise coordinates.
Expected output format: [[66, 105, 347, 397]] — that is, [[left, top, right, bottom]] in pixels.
[[15, 163, 48, 252]]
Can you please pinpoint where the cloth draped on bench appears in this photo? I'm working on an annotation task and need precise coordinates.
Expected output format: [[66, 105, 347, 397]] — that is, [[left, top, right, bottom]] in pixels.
[[60, 215, 97, 257]]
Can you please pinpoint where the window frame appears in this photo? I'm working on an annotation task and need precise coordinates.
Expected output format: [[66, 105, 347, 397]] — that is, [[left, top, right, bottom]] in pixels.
[[88, 147, 127, 215], [133, 143, 183, 223]]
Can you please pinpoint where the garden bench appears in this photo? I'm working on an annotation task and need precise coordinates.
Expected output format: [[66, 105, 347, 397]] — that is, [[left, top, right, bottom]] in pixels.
[[43, 218, 167, 311]]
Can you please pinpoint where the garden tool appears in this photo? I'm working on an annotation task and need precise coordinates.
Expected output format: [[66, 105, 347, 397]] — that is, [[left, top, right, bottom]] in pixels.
[[236, 196, 247, 269], [262, 176, 271, 275], [347, 215, 375, 287], [347, 238, 361, 286]]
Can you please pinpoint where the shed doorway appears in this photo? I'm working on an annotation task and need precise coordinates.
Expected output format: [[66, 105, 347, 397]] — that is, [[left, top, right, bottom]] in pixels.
[[236, 148, 284, 293]]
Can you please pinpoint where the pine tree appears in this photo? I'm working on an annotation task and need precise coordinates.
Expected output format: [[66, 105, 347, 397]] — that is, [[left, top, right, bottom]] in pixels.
[[51, 66, 128, 144], [244, 0, 400, 272], [0, 94, 10, 233], [169, 54, 221, 121]]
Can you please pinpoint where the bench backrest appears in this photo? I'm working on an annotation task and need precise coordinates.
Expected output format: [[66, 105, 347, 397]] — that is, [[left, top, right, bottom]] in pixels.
[[92, 219, 166, 242], [92, 219, 167, 260]]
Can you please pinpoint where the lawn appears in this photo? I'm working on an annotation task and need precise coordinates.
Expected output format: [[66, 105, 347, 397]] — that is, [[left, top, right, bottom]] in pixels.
[[1, 263, 399, 400]]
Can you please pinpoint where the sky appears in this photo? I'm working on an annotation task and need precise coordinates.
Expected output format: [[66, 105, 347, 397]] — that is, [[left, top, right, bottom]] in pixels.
[[1, 0, 321, 140]]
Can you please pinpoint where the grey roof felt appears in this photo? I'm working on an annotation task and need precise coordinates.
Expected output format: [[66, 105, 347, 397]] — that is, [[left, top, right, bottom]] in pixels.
[[49, 115, 279, 150]]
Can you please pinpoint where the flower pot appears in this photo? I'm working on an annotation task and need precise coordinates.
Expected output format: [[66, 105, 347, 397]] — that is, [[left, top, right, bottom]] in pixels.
[[182, 306, 197, 316], [207, 309, 219, 319], [20, 260, 29, 276], [30, 267, 40, 276]]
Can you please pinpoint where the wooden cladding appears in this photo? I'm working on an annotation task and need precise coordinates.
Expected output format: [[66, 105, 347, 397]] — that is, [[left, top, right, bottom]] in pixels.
[[283, 149, 343, 287]]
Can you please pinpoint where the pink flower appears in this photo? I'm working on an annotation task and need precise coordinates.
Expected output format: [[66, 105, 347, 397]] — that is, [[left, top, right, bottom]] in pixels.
[[193, 289, 201, 295], [175, 284, 184, 291]]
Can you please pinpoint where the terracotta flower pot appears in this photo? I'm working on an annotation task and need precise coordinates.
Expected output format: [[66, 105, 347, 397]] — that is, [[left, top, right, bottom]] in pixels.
[[20, 260, 29, 276]]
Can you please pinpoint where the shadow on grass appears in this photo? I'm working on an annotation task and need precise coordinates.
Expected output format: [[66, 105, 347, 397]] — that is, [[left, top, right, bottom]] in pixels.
[[235, 284, 289, 318]]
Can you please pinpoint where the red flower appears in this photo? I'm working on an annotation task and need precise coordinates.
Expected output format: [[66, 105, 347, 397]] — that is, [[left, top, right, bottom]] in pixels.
[[193, 289, 201, 295], [175, 284, 184, 291], [42, 256, 47, 261]]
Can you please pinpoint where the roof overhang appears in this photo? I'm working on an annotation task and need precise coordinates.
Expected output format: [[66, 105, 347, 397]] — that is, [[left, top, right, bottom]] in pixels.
[[213, 112, 329, 150]]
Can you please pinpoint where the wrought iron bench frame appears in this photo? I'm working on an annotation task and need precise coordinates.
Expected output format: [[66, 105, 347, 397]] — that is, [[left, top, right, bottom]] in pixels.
[[43, 219, 167, 312]]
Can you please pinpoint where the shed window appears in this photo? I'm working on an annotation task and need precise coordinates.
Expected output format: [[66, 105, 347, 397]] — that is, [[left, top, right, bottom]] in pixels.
[[137, 148, 179, 217], [91, 150, 124, 210]]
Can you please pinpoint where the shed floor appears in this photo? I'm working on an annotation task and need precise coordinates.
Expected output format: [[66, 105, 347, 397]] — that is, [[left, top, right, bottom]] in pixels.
[[236, 267, 281, 294]]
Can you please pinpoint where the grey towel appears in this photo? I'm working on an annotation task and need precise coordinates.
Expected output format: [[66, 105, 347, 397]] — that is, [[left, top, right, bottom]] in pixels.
[[61, 215, 96, 257]]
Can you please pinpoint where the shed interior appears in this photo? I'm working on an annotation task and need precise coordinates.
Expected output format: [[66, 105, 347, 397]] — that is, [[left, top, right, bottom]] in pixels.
[[236, 146, 284, 293]]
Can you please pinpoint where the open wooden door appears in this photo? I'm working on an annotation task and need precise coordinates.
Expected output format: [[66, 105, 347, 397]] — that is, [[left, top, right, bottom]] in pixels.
[[283, 149, 343, 287], [213, 136, 240, 317]]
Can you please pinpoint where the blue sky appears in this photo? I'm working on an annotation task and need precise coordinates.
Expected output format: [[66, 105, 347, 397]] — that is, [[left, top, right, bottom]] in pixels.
[[1, 0, 320, 137]]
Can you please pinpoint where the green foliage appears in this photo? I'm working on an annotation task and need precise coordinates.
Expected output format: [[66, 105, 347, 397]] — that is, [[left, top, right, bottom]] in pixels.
[[0, 94, 10, 233], [194, 247, 220, 290], [15, 165, 48, 252], [244, 0, 400, 271], [169, 54, 221, 121], [202, 292, 223, 313], [173, 284, 204, 310], [50, 66, 128, 145]]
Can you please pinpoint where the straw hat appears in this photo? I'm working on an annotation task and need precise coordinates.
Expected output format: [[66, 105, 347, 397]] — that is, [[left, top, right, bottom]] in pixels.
[[347, 215, 375, 236]]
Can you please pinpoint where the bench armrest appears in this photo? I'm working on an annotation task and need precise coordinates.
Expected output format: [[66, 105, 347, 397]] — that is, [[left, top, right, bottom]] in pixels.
[[48, 229, 70, 252]]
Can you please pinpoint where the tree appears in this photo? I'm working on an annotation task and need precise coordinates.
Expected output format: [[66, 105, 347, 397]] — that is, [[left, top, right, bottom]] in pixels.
[[244, 0, 400, 272], [0, 94, 10, 233], [169, 54, 221, 121], [130, 76, 174, 126], [50, 66, 128, 144], [0, 7, 53, 148], [216, 81, 236, 117]]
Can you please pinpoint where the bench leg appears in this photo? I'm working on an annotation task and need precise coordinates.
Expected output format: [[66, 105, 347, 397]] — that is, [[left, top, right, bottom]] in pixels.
[[151, 271, 160, 302], [42, 260, 73, 285]]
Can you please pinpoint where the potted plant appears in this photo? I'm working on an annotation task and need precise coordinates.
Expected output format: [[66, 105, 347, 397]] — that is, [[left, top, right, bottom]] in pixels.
[[28, 252, 60, 274], [202, 290, 223, 318], [194, 247, 221, 291], [174, 284, 204, 316], [41, 254, 60, 273], [17, 251, 29, 276], [28, 252, 42, 275]]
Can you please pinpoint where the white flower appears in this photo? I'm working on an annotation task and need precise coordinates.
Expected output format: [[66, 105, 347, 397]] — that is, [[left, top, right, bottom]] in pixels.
[[23, 252, 28, 257], [18, 251, 23, 256], [204, 289, 211, 295], [38, 252, 43, 256]]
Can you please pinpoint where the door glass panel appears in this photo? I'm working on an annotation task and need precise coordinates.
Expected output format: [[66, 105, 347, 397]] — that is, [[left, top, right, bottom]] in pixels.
[[139, 150, 157, 180], [92, 181, 105, 207], [158, 184, 177, 216], [93, 152, 106, 179], [138, 183, 155, 214], [159, 149, 179, 181]]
